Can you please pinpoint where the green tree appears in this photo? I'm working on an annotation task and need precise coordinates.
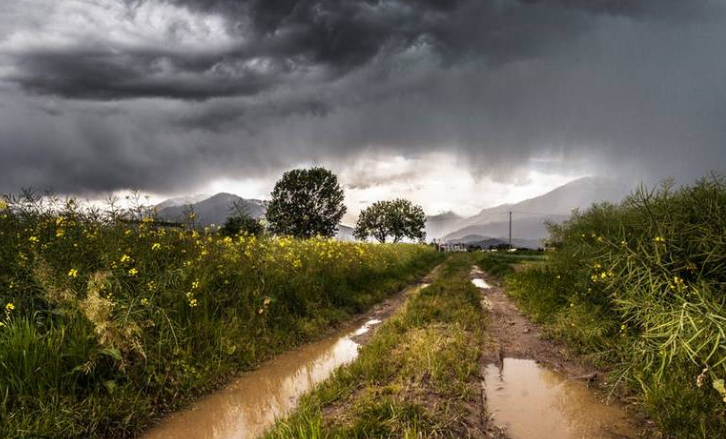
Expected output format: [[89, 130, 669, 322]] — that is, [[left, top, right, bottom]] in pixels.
[[266, 167, 347, 238], [220, 213, 263, 237], [220, 200, 265, 237], [354, 199, 426, 243]]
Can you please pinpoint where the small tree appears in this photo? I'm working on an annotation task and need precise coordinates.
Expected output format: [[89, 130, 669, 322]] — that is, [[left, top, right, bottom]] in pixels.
[[354, 198, 426, 243], [354, 201, 389, 243], [266, 167, 347, 238], [220, 213, 264, 237]]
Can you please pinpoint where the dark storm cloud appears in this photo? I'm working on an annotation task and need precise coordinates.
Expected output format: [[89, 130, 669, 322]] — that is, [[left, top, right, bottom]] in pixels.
[[1, 0, 698, 101], [10, 49, 286, 100], [0, 0, 724, 195]]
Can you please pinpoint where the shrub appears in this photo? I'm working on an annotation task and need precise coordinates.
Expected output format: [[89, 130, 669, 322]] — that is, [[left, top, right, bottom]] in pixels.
[[505, 175, 726, 438]]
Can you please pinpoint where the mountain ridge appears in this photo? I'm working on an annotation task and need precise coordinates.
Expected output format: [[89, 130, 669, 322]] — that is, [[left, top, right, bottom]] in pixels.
[[156, 193, 267, 226], [427, 176, 630, 245]]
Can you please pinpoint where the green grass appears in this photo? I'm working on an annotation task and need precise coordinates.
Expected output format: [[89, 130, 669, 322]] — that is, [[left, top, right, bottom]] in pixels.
[[475, 251, 545, 278], [263, 253, 483, 439], [483, 176, 726, 438], [0, 195, 442, 439]]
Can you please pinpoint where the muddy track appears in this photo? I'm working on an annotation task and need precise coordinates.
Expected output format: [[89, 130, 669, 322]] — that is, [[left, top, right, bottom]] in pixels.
[[349, 262, 442, 345], [138, 264, 443, 439], [471, 266, 659, 439], [475, 266, 595, 377]]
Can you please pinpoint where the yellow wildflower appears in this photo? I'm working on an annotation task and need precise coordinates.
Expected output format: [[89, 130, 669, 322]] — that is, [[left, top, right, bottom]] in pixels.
[[140, 298, 149, 306], [120, 254, 131, 263], [151, 243, 161, 251], [68, 268, 79, 278], [128, 267, 138, 277], [28, 236, 39, 244], [56, 229, 65, 238], [5, 303, 15, 312]]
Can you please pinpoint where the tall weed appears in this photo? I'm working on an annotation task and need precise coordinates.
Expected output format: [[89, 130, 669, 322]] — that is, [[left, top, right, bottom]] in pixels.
[[505, 176, 726, 438]]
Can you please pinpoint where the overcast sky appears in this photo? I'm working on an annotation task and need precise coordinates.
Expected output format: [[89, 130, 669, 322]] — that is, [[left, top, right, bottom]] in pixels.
[[1, 0, 724, 217]]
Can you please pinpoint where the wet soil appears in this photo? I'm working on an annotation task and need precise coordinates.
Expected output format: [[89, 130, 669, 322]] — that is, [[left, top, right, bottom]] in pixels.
[[470, 266, 658, 439], [137, 266, 441, 439]]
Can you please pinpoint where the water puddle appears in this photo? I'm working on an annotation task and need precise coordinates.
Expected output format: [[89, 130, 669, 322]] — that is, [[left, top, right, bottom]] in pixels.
[[141, 333, 362, 439], [471, 266, 492, 289], [472, 278, 492, 289], [484, 358, 637, 439], [353, 319, 382, 336], [140, 285, 430, 439]]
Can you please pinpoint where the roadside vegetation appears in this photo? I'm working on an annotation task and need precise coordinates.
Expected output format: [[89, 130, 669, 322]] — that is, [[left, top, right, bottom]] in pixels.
[[480, 176, 726, 438], [0, 193, 440, 439], [264, 254, 483, 439]]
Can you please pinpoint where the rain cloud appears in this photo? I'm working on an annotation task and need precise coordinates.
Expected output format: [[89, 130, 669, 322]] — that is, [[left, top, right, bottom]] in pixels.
[[0, 0, 724, 196]]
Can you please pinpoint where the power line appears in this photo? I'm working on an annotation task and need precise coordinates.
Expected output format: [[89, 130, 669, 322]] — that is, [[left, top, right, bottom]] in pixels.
[[508, 211, 512, 247]]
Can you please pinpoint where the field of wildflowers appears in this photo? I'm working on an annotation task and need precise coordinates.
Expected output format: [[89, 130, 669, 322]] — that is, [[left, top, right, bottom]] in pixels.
[[502, 176, 726, 438], [0, 194, 440, 439]]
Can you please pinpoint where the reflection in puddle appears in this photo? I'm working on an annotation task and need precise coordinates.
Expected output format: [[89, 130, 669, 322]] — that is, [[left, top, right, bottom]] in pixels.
[[140, 319, 385, 439], [138, 282, 440, 439], [354, 319, 382, 336], [484, 358, 637, 439], [472, 278, 491, 289], [470, 266, 491, 289]]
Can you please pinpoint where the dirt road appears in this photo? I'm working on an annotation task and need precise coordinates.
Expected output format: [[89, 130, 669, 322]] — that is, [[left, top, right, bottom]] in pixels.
[[471, 265, 658, 439]]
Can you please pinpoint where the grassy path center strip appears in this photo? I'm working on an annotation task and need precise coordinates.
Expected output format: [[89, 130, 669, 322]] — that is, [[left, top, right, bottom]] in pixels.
[[263, 254, 486, 439]]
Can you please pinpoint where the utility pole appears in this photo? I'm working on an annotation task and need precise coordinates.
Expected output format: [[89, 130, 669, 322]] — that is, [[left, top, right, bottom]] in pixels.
[[508, 211, 512, 249]]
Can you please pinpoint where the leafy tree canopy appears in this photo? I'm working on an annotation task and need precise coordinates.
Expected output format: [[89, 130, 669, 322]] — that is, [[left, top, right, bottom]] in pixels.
[[354, 198, 426, 243], [220, 214, 264, 237], [266, 167, 346, 238]]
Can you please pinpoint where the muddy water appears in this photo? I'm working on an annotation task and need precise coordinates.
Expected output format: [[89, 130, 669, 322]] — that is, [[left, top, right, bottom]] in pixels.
[[471, 266, 492, 289], [471, 278, 492, 289], [484, 358, 637, 439], [141, 285, 428, 439]]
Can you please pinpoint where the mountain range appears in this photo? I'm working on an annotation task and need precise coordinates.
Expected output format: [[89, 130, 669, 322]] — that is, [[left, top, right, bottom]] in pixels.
[[155, 176, 630, 247], [426, 177, 630, 247], [156, 193, 267, 226], [155, 193, 356, 241]]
